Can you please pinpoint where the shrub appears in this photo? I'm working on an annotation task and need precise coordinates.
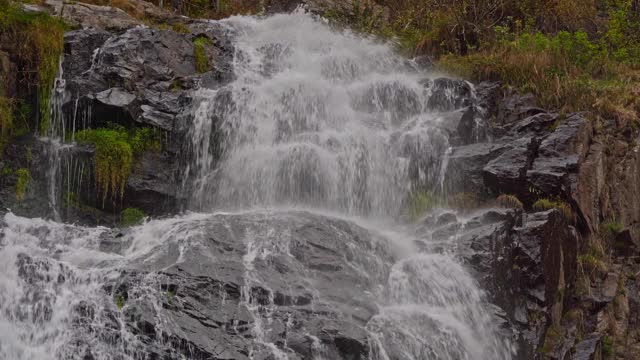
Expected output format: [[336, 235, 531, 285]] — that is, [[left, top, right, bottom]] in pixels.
[[193, 36, 212, 73], [121, 207, 146, 226], [15, 168, 31, 201]]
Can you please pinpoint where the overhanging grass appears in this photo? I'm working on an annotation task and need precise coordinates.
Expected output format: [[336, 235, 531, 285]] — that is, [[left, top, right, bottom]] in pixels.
[[75, 126, 160, 203], [0, 2, 66, 134]]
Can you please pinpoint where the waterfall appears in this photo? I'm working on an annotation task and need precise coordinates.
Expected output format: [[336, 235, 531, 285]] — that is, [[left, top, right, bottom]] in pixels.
[[1, 10, 515, 360], [183, 12, 456, 217]]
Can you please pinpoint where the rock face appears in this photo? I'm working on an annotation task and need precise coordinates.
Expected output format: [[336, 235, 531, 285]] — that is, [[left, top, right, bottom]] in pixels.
[[42, 20, 234, 219]]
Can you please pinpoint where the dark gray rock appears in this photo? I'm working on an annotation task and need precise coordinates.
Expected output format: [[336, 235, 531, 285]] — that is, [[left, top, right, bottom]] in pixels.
[[78, 211, 394, 360], [426, 78, 473, 112], [527, 114, 591, 198], [573, 334, 603, 360], [482, 136, 539, 197]]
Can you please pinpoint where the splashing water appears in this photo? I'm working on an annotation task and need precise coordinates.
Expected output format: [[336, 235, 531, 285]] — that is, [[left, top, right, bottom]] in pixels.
[[1, 10, 515, 360], [184, 12, 458, 217]]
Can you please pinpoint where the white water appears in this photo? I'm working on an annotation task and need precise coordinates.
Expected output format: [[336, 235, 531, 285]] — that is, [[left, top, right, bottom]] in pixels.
[[184, 12, 455, 217], [1, 10, 514, 360]]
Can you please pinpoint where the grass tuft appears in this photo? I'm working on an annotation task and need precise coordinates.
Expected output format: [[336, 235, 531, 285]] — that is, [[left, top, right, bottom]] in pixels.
[[532, 198, 573, 222], [193, 36, 212, 73], [15, 168, 31, 201], [496, 194, 524, 209]]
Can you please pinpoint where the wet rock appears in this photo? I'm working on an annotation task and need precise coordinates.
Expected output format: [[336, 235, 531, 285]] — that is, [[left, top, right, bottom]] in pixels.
[[88, 211, 393, 360], [426, 78, 473, 112], [527, 114, 591, 199], [483, 136, 538, 197], [496, 91, 546, 126], [456, 106, 489, 145], [46, 0, 141, 30], [573, 334, 603, 360]]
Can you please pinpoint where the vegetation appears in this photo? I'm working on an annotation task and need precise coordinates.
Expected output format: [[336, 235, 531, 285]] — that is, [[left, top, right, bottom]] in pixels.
[[193, 36, 212, 73], [540, 324, 564, 353], [114, 293, 126, 310], [0, 1, 66, 133], [324, 0, 640, 123], [121, 207, 146, 226], [579, 254, 608, 275], [496, 194, 523, 209], [169, 0, 263, 19], [15, 167, 31, 201], [406, 190, 441, 220], [602, 335, 614, 357], [601, 220, 624, 237], [0, 97, 13, 154], [532, 198, 573, 222], [75, 126, 160, 202]]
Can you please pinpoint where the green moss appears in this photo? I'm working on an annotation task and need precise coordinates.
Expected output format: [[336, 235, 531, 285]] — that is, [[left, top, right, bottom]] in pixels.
[[0, 3, 66, 134], [540, 325, 564, 353], [601, 220, 624, 236], [532, 198, 573, 222], [2, 166, 12, 177], [193, 36, 212, 73], [121, 207, 146, 227], [0, 97, 13, 153], [75, 126, 160, 202], [406, 191, 441, 221], [114, 293, 126, 310], [15, 168, 31, 201], [602, 335, 613, 357]]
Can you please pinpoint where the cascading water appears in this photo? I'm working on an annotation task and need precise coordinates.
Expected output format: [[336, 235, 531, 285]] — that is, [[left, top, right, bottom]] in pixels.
[[1, 9, 515, 360]]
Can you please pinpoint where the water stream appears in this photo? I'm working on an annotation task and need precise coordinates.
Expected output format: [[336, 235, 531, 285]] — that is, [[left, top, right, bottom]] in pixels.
[[1, 10, 514, 360]]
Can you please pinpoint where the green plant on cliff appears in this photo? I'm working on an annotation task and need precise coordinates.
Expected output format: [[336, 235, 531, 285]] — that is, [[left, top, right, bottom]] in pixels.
[[15, 168, 31, 201], [0, 2, 66, 133], [75, 126, 160, 203], [601, 220, 624, 237], [193, 36, 212, 73], [532, 198, 573, 222], [0, 97, 13, 154], [496, 194, 524, 209], [121, 207, 146, 226]]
